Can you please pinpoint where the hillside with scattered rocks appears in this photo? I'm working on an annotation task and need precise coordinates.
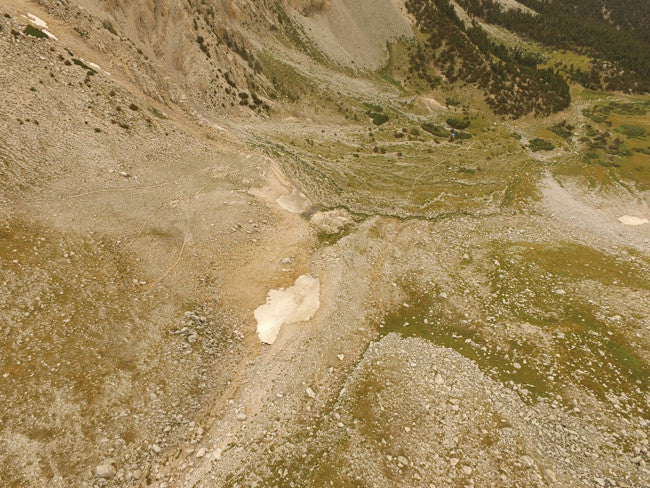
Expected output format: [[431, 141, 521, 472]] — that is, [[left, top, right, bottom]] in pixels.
[[0, 1, 648, 488]]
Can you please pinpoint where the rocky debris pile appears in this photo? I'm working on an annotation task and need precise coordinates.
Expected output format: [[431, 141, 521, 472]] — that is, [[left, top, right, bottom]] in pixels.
[[224, 333, 648, 487]]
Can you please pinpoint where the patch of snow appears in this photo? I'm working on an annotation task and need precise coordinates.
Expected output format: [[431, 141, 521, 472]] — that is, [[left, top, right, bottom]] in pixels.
[[254, 274, 320, 344], [24, 13, 58, 40], [618, 215, 649, 226], [27, 14, 48, 29], [276, 188, 312, 214]]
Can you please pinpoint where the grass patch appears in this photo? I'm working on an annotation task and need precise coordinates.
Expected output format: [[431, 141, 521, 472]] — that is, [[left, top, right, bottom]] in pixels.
[[488, 241, 649, 414], [616, 125, 646, 139], [421, 122, 449, 137], [378, 281, 551, 403], [446, 116, 470, 130], [368, 112, 389, 126], [528, 138, 555, 152], [24, 25, 48, 39]]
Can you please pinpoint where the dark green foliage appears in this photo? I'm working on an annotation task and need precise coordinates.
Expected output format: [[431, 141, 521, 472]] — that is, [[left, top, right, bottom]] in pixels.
[[550, 120, 574, 139], [528, 138, 555, 152], [455, 0, 650, 93], [363, 102, 384, 112], [71, 58, 97, 75], [368, 112, 389, 126], [446, 117, 470, 130], [421, 122, 449, 137], [24, 25, 48, 39], [616, 125, 647, 139], [445, 97, 460, 106], [405, 0, 571, 117]]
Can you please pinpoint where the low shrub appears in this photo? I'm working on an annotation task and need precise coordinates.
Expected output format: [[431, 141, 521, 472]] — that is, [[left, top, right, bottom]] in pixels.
[[24, 25, 48, 39], [528, 138, 555, 152], [446, 117, 470, 130], [616, 125, 646, 139], [368, 112, 389, 125], [421, 123, 448, 137]]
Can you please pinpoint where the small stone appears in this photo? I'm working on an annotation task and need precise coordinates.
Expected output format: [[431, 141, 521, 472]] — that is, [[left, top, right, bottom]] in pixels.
[[236, 413, 247, 421], [196, 447, 206, 458], [434, 374, 444, 385], [449, 458, 459, 466], [337, 354, 345, 361], [151, 444, 161, 453], [397, 455, 408, 466], [594, 478, 606, 487], [95, 460, 116, 479], [461, 466, 472, 475], [306, 387, 316, 399], [521, 455, 535, 467], [543, 469, 557, 482]]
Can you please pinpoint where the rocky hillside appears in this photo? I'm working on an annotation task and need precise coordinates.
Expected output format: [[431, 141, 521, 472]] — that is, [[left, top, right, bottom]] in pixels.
[[1, 1, 648, 488]]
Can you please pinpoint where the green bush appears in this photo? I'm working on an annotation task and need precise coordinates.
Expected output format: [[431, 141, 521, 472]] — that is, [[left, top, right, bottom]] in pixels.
[[616, 125, 646, 139], [369, 112, 389, 125], [24, 25, 48, 39], [71, 58, 97, 75], [421, 122, 449, 137], [363, 102, 383, 112], [550, 121, 574, 139], [528, 138, 555, 152], [446, 117, 470, 130]]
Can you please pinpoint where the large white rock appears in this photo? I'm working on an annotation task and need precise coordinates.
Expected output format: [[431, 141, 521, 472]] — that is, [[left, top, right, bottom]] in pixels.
[[254, 274, 320, 344], [618, 215, 649, 226]]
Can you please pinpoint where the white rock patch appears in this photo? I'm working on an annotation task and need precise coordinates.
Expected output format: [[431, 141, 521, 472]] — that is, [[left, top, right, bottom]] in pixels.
[[618, 215, 649, 226], [25, 14, 58, 40], [310, 209, 353, 234], [27, 14, 48, 29], [254, 274, 320, 344], [275, 188, 312, 214]]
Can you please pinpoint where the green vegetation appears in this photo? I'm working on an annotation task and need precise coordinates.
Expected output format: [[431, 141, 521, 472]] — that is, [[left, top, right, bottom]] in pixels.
[[265, 119, 536, 219], [616, 125, 647, 139], [456, 0, 650, 93], [486, 241, 649, 414], [446, 117, 470, 130], [405, 0, 571, 117], [23, 25, 48, 39], [528, 138, 555, 152], [550, 120, 574, 139], [71, 58, 97, 75], [421, 122, 449, 137], [368, 112, 389, 126]]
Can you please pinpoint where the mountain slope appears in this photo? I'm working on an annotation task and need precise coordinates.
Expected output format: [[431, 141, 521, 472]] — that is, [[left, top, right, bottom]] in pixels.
[[1, 1, 648, 488]]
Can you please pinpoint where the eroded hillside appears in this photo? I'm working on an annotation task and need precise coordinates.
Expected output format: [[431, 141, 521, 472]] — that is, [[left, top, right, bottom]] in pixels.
[[0, 1, 648, 487]]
